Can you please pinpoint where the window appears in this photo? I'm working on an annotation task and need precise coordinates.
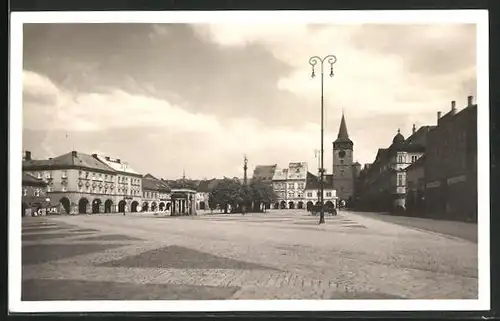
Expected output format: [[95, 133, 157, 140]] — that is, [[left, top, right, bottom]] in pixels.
[[398, 174, 405, 186], [105, 174, 108, 180], [298, 183, 305, 189], [34, 189, 40, 196], [23, 188, 27, 196], [340, 170, 345, 177], [326, 192, 332, 197], [340, 160, 344, 164], [288, 183, 294, 189], [398, 155, 403, 163], [307, 192, 312, 197], [79, 170, 82, 177], [85, 171, 89, 178]]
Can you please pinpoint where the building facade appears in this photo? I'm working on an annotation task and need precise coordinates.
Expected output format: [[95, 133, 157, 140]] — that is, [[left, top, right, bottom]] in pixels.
[[141, 174, 171, 212], [304, 172, 338, 211], [405, 154, 426, 216], [22, 150, 143, 215], [22, 173, 50, 217], [94, 154, 143, 213], [195, 179, 221, 211], [272, 162, 308, 209], [355, 125, 433, 212], [332, 113, 360, 203], [424, 96, 477, 222]]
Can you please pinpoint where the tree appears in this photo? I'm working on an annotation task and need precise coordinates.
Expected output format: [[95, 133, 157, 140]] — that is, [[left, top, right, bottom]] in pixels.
[[210, 178, 242, 213], [208, 194, 216, 214], [250, 179, 278, 212]]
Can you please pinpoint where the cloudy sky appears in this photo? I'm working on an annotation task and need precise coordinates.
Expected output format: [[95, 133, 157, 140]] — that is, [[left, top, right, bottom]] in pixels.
[[22, 22, 476, 179]]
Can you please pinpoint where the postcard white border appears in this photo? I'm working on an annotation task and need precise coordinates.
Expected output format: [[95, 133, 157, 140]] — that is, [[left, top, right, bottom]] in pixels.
[[9, 10, 490, 313]]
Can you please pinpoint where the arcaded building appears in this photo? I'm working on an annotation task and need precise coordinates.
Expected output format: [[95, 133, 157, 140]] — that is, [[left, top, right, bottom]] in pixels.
[[22, 150, 142, 214]]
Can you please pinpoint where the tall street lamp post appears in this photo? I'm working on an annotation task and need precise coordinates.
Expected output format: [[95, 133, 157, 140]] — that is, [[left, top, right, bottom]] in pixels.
[[309, 54, 337, 225]]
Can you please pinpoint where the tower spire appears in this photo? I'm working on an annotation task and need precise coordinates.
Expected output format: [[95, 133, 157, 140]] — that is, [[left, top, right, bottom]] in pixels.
[[182, 168, 186, 180], [337, 111, 349, 139]]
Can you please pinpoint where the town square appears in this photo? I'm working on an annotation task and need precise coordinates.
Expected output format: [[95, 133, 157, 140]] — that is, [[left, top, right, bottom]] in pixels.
[[13, 13, 486, 308], [22, 209, 477, 300]]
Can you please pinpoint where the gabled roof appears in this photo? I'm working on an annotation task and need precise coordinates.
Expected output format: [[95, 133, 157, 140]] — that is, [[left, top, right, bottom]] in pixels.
[[142, 174, 171, 192], [23, 151, 116, 173], [22, 173, 47, 187], [252, 164, 277, 182], [304, 172, 335, 190]]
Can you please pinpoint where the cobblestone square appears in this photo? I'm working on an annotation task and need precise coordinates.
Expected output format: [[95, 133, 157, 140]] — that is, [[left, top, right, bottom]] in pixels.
[[21, 210, 478, 301]]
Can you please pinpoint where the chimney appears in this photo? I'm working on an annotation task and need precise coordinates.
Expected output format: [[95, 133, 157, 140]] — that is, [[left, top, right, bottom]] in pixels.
[[71, 151, 77, 157], [92, 153, 98, 158], [451, 100, 456, 111], [105, 156, 110, 161], [467, 95, 474, 107], [437, 111, 442, 123], [412, 124, 416, 134], [25, 151, 31, 161], [117, 159, 121, 163], [48, 157, 52, 160]]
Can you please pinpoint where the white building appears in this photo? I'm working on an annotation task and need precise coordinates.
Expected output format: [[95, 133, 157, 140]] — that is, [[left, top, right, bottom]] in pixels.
[[304, 172, 338, 211]]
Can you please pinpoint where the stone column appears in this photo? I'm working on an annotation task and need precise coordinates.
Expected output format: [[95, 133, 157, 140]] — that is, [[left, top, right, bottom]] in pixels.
[[99, 203, 105, 213], [86, 203, 91, 214]]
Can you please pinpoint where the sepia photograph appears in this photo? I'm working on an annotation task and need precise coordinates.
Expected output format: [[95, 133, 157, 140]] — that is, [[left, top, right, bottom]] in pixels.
[[9, 10, 489, 313]]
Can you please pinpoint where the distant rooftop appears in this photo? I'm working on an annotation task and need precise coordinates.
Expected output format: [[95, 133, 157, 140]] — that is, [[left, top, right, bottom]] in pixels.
[[93, 154, 141, 175]]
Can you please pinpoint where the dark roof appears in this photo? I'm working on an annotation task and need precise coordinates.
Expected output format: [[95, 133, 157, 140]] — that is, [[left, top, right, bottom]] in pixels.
[[165, 179, 199, 190], [406, 154, 426, 171], [23, 151, 116, 173], [334, 113, 352, 144], [252, 164, 277, 182], [197, 179, 221, 192], [142, 174, 171, 192], [392, 129, 405, 145], [304, 172, 335, 190], [22, 173, 47, 187]]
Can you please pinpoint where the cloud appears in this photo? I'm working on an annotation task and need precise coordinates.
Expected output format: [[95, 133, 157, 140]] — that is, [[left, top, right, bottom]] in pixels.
[[22, 70, 326, 178], [21, 22, 478, 176]]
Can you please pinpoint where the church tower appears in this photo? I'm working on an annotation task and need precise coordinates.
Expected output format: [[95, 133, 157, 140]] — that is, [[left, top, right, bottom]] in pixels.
[[332, 112, 355, 201]]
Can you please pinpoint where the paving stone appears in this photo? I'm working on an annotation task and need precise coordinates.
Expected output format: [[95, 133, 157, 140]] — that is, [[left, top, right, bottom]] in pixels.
[[24, 212, 478, 300], [22, 279, 240, 300], [98, 245, 278, 270], [22, 232, 96, 241], [78, 234, 143, 241], [23, 244, 127, 265]]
